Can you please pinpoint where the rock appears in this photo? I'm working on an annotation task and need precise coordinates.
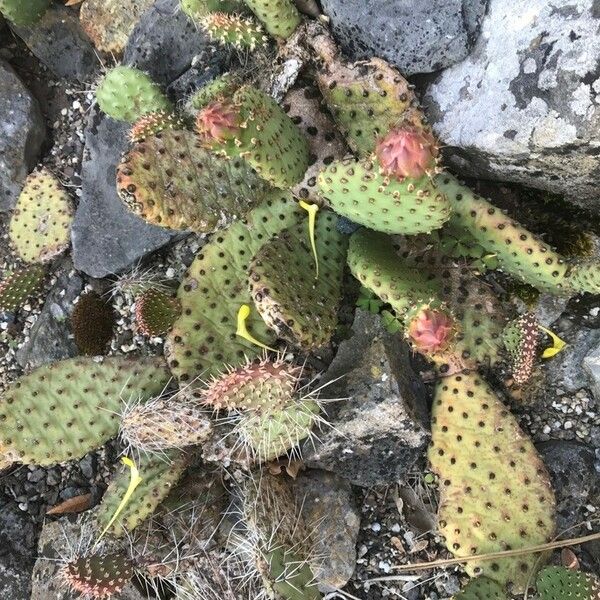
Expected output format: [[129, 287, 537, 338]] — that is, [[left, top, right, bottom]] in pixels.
[[292, 470, 360, 591], [10, 4, 100, 82], [123, 0, 231, 87], [0, 554, 32, 599], [302, 310, 430, 487], [0, 60, 45, 212], [31, 517, 145, 600], [537, 440, 600, 533], [425, 0, 600, 207], [583, 338, 600, 401], [16, 261, 83, 370], [320, 0, 488, 75], [71, 105, 174, 278]]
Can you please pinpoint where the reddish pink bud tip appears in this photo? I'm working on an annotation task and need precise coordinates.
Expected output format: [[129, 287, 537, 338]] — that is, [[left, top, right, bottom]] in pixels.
[[376, 126, 438, 179], [195, 100, 240, 144], [408, 309, 454, 354]]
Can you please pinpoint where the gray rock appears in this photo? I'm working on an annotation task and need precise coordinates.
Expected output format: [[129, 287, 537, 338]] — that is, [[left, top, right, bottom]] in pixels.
[[0, 556, 32, 599], [11, 4, 100, 82], [0, 60, 45, 212], [16, 261, 83, 370], [292, 470, 359, 591], [583, 341, 600, 401], [425, 0, 600, 207], [71, 105, 174, 278], [31, 517, 145, 600], [123, 0, 231, 86], [320, 0, 488, 75], [302, 311, 429, 487]]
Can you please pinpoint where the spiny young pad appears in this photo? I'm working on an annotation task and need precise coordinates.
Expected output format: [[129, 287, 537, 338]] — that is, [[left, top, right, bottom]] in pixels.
[[96, 66, 172, 123], [129, 110, 186, 143], [61, 552, 134, 599], [536, 566, 600, 600], [0, 264, 45, 312], [96, 449, 188, 537], [318, 157, 451, 235], [429, 373, 555, 590], [188, 73, 239, 110], [9, 168, 73, 264], [0, 0, 49, 25], [201, 12, 268, 49], [502, 313, 539, 385], [180, 0, 246, 19], [0, 356, 171, 466], [566, 261, 600, 295], [135, 289, 181, 336], [452, 577, 506, 599], [71, 291, 116, 355], [165, 192, 302, 383], [243, 0, 301, 38], [117, 129, 271, 232], [249, 210, 348, 349]]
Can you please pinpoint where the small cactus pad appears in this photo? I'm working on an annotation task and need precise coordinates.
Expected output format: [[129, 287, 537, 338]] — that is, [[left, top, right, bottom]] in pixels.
[[536, 566, 600, 600], [129, 110, 186, 143], [120, 396, 212, 451], [61, 553, 134, 599], [96, 66, 172, 123], [502, 313, 539, 385], [0, 0, 49, 25], [165, 192, 302, 383], [318, 157, 451, 235], [96, 449, 188, 537], [266, 547, 321, 600], [201, 12, 268, 49], [429, 374, 555, 590], [315, 55, 423, 156], [189, 73, 239, 110], [9, 168, 73, 264], [117, 129, 271, 232], [452, 577, 506, 599], [0, 265, 45, 313], [0, 356, 171, 466], [135, 289, 181, 336], [566, 261, 600, 294], [71, 291, 116, 355], [180, 0, 246, 19], [197, 85, 310, 189], [243, 0, 301, 38], [249, 210, 348, 349]]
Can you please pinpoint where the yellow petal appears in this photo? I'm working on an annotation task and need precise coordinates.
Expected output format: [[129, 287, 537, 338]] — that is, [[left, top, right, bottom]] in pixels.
[[538, 325, 567, 359], [236, 304, 276, 351], [299, 200, 319, 278]]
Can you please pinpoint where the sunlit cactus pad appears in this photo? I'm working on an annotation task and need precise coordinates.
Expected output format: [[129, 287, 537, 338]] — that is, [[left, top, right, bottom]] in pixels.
[[0, 264, 46, 313]]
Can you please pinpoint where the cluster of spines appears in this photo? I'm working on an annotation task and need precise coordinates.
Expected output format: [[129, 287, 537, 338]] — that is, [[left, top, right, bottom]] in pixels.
[[135, 288, 181, 337], [201, 12, 268, 49]]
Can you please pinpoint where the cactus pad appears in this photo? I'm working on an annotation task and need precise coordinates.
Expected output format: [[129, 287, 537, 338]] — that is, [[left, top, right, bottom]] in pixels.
[[189, 73, 239, 110], [129, 110, 187, 143], [96, 66, 172, 123], [0, 264, 46, 312], [452, 577, 506, 599], [9, 168, 73, 264], [536, 566, 600, 600], [135, 289, 181, 336], [0, 356, 171, 466], [0, 0, 49, 25], [180, 0, 246, 19], [318, 158, 451, 235], [96, 449, 188, 537], [249, 210, 348, 349], [165, 192, 302, 383], [243, 0, 300, 38], [502, 313, 539, 385], [567, 261, 600, 294], [201, 12, 268, 49], [71, 291, 116, 355], [117, 128, 271, 232], [429, 373, 555, 590]]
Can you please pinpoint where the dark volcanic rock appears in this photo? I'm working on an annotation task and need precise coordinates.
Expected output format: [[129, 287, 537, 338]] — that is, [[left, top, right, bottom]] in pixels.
[[320, 0, 488, 75], [303, 310, 430, 487], [0, 60, 45, 212]]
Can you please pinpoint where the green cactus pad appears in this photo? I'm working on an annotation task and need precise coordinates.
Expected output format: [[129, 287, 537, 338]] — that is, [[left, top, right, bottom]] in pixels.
[[243, 0, 300, 38], [249, 210, 347, 349], [315, 55, 423, 156], [267, 547, 321, 600], [502, 313, 539, 385], [452, 577, 506, 599], [199, 85, 310, 189], [180, 0, 246, 19], [9, 168, 73, 264], [429, 373, 555, 590], [71, 291, 116, 356], [536, 566, 600, 600], [96, 66, 172, 123], [0, 0, 49, 25], [566, 261, 600, 295], [135, 289, 181, 337], [0, 356, 171, 466], [129, 110, 187, 143], [201, 12, 268, 49], [96, 449, 188, 537], [189, 73, 239, 110], [0, 264, 46, 312], [165, 192, 303, 383], [61, 553, 134, 598], [318, 158, 451, 235], [117, 128, 271, 232]]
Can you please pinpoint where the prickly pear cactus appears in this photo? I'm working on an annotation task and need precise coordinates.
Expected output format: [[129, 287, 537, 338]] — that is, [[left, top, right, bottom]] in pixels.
[[135, 289, 181, 336], [249, 210, 348, 349], [0, 264, 46, 312], [188, 73, 239, 110], [452, 577, 506, 599], [202, 12, 268, 49], [129, 110, 186, 142], [566, 261, 600, 295], [536, 566, 600, 600], [429, 373, 555, 590], [117, 129, 271, 232], [197, 85, 310, 189], [9, 168, 73, 264], [0, 0, 49, 25], [165, 192, 302, 383], [96, 66, 172, 123], [502, 313, 539, 385], [96, 449, 188, 537], [61, 552, 135, 599], [180, 0, 246, 19], [71, 291, 116, 355], [0, 356, 171, 466], [243, 0, 301, 38]]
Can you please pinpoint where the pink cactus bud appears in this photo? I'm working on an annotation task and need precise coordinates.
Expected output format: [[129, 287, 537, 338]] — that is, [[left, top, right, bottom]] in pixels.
[[376, 126, 438, 179], [196, 100, 241, 143], [408, 308, 454, 354]]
